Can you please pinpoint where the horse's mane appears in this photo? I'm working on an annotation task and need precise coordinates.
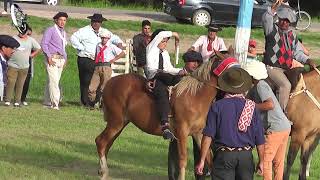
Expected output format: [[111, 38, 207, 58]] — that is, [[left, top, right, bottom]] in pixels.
[[175, 60, 215, 97]]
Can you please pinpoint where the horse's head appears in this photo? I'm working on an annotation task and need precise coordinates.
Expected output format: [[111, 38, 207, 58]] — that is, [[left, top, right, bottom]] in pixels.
[[175, 46, 234, 96]]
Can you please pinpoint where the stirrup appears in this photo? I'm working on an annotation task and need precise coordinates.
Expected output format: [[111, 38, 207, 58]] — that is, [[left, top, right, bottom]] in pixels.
[[162, 129, 177, 141]]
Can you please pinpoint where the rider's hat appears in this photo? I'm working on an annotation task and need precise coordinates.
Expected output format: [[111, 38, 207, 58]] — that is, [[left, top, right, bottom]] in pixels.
[[243, 60, 268, 80]]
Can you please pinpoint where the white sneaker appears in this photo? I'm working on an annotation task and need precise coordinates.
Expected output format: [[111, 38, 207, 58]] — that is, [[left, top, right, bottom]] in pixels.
[[14, 103, 20, 107], [22, 101, 28, 106], [1, 11, 8, 15], [52, 106, 59, 110], [4, 102, 10, 106]]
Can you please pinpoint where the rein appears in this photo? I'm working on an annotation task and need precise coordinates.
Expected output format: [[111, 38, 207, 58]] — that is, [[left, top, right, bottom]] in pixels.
[[289, 68, 320, 109]]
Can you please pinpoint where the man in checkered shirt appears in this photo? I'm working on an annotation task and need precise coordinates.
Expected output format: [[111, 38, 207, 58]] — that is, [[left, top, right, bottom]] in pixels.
[[262, 2, 316, 111]]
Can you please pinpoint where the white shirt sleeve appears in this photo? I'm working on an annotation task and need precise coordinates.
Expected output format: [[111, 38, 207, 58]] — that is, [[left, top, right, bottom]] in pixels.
[[70, 28, 85, 51], [218, 38, 227, 51], [192, 36, 206, 51], [162, 51, 181, 74], [146, 31, 173, 53]]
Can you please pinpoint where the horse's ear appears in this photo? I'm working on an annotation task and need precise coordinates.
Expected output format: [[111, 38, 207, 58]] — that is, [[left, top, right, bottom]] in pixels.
[[227, 45, 235, 57]]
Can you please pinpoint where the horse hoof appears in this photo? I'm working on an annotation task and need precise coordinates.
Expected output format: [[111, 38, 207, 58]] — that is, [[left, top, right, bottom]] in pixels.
[[98, 169, 102, 176]]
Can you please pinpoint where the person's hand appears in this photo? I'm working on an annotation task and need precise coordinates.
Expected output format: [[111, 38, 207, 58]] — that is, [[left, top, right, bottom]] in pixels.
[[147, 80, 156, 92], [48, 58, 56, 67], [271, 0, 282, 12], [172, 32, 180, 45], [195, 160, 205, 175], [256, 160, 263, 176], [178, 69, 187, 76], [109, 59, 115, 64], [307, 59, 317, 69]]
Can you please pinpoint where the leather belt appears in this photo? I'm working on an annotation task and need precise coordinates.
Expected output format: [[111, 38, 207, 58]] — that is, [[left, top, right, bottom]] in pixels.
[[218, 146, 252, 152], [95, 62, 111, 67]]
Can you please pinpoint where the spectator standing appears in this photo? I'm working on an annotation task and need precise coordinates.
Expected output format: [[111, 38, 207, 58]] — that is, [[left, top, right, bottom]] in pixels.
[[1, 0, 13, 15], [21, 26, 37, 106], [132, 20, 152, 76], [189, 24, 227, 62], [195, 67, 265, 179], [41, 12, 68, 110], [70, 13, 124, 107], [245, 60, 291, 180], [262, 3, 316, 111], [0, 35, 20, 101], [88, 30, 125, 108], [4, 29, 41, 107]]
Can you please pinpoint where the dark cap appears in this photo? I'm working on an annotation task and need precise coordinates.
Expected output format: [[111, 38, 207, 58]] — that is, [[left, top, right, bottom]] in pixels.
[[53, 12, 68, 20], [87, 13, 107, 22], [0, 35, 20, 49], [182, 51, 203, 63], [206, 24, 222, 32]]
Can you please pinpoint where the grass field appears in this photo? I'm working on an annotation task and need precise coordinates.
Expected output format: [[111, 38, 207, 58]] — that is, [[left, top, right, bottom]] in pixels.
[[1, 15, 320, 179]]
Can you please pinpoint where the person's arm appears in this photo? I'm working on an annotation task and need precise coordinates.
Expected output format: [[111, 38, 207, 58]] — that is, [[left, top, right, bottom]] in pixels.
[[195, 104, 218, 175], [256, 144, 265, 175], [70, 28, 85, 51], [146, 31, 173, 53], [253, 109, 265, 175], [256, 97, 274, 111], [294, 40, 312, 65], [41, 27, 53, 59], [30, 37, 42, 59], [190, 36, 204, 52], [110, 45, 126, 64], [218, 38, 227, 51], [262, 6, 276, 36], [195, 135, 212, 175]]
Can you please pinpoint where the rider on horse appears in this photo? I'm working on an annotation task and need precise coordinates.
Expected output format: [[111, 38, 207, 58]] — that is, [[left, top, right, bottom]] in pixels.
[[145, 29, 203, 140]]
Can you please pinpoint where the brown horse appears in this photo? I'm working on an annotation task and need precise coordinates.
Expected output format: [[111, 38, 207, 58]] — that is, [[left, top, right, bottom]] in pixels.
[[284, 69, 320, 180], [94, 53, 227, 179]]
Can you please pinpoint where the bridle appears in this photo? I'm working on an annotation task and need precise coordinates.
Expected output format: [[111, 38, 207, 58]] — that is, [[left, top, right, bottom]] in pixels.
[[289, 68, 320, 109]]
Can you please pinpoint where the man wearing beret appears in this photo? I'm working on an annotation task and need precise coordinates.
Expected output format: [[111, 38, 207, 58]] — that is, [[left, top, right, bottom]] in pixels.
[[41, 12, 68, 110], [262, 1, 316, 111], [70, 13, 124, 107], [189, 24, 227, 62], [0, 35, 20, 101], [196, 67, 265, 180]]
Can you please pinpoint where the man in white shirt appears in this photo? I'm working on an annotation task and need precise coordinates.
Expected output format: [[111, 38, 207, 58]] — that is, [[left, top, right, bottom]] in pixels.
[[189, 24, 227, 62], [70, 13, 124, 107], [145, 29, 184, 140]]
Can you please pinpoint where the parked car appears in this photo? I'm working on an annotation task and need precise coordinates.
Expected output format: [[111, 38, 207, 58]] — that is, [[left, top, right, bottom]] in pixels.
[[14, 0, 60, 6], [163, 0, 272, 26]]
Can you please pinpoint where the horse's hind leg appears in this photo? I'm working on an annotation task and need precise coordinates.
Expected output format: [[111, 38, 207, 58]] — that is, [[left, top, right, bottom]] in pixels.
[[284, 133, 304, 180], [299, 134, 320, 180], [95, 113, 128, 180]]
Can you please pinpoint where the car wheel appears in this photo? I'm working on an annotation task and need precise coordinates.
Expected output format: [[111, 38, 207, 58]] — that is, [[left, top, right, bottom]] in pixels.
[[44, 0, 59, 6], [192, 9, 211, 26]]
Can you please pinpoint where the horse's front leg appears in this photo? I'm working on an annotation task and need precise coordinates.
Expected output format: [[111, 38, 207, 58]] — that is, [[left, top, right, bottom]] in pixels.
[[177, 133, 188, 180]]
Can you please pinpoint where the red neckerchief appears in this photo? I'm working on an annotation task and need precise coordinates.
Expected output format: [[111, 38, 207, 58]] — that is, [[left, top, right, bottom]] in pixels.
[[207, 39, 213, 51], [95, 45, 108, 63], [224, 93, 255, 132]]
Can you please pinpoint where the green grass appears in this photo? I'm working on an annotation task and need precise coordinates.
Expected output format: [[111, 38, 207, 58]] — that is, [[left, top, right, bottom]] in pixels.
[[1, 13, 320, 179]]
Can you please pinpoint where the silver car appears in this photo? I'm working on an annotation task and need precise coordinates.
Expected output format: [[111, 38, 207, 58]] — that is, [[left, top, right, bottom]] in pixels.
[[14, 0, 60, 6]]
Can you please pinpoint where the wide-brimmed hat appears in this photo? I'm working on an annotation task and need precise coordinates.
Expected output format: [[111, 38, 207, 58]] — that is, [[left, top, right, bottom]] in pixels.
[[53, 12, 68, 20], [206, 24, 222, 32], [277, 7, 296, 23], [87, 13, 107, 22], [0, 35, 20, 49], [243, 60, 268, 80], [182, 51, 203, 63], [218, 67, 252, 93]]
